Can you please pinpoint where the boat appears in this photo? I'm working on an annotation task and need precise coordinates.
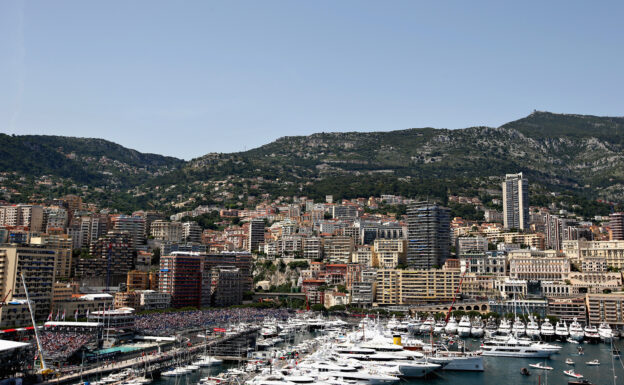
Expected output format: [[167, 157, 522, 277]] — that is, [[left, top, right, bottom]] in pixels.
[[194, 356, 223, 367], [457, 316, 472, 338], [525, 316, 541, 340], [512, 317, 526, 337], [569, 318, 585, 342], [433, 319, 446, 335], [585, 359, 599, 366], [520, 367, 530, 376], [529, 362, 553, 370], [555, 321, 569, 341], [540, 319, 555, 341], [598, 323, 613, 342], [567, 380, 594, 385], [480, 336, 560, 358], [484, 317, 498, 338], [584, 324, 600, 343], [470, 317, 484, 338], [444, 316, 458, 335], [566, 358, 575, 365], [419, 316, 435, 334], [569, 339, 579, 344], [563, 369, 583, 379], [497, 318, 511, 336]]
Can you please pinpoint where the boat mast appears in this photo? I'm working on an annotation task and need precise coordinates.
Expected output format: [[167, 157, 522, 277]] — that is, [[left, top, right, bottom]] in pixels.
[[20, 272, 51, 374]]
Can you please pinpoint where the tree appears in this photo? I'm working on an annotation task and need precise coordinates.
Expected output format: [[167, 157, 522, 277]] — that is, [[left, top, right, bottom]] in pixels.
[[151, 248, 161, 267], [311, 304, 326, 312]]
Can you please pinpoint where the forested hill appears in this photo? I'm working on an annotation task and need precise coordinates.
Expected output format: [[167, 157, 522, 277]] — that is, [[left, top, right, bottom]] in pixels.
[[2, 111, 624, 212]]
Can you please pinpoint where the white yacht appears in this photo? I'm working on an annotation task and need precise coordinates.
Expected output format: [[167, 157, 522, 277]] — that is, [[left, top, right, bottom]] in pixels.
[[512, 317, 526, 336], [598, 323, 613, 342], [480, 336, 561, 358], [419, 316, 435, 334], [433, 320, 446, 335], [457, 316, 472, 337], [568, 318, 584, 341], [484, 317, 498, 338], [193, 356, 223, 367], [300, 360, 401, 384], [540, 319, 555, 341], [444, 316, 458, 335], [470, 317, 484, 338], [525, 316, 541, 339], [408, 317, 422, 334], [497, 318, 511, 336], [584, 324, 600, 342], [555, 321, 569, 341]]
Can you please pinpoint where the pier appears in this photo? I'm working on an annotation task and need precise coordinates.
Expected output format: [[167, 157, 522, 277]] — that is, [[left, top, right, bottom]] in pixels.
[[39, 327, 260, 385]]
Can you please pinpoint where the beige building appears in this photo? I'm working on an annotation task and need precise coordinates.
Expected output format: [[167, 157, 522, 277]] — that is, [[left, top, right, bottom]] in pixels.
[[30, 234, 73, 279], [508, 249, 570, 281], [0, 245, 56, 322], [375, 269, 460, 305], [563, 240, 624, 268], [150, 220, 183, 242], [323, 236, 354, 264], [586, 293, 624, 326], [351, 245, 374, 267], [487, 232, 545, 250], [373, 239, 406, 268]]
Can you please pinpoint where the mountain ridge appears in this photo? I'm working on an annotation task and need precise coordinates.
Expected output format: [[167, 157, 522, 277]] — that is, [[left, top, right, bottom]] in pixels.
[[2, 111, 623, 212]]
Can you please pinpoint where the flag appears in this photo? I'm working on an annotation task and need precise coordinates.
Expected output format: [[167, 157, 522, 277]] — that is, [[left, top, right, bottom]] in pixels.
[[74, 309, 79, 321], [62, 309, 66, 321], [47, 312, 52, 322], [55, 309, 60, 321], [86, 309, 90, 318]]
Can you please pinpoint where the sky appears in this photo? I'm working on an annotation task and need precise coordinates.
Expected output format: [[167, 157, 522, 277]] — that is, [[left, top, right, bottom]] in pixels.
[[1, 1, 623, 160]]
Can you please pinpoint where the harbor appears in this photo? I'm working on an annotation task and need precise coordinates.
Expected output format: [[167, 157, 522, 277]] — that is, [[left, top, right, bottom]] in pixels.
[[45, 312, 624, 385]]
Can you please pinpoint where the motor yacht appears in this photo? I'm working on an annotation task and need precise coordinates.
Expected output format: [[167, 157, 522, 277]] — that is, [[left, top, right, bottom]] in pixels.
[[525, 316, 541, 340], [584, 324, 600, 342], [568, 318, 584, 342], [433, 319, 446, 335], [598, 323, 613, 342], [540, 319, 555, 341], [444, 316, 458, 335], [457, 316, 472, 337], [470, 317, 484, 338], [419, 316, 435, 334], [484, 317, 498, 338], [555, 320, 569, 341], [512, 317, 526, 336], [497, 318, 511, 336], [480, 335, 560, 358]]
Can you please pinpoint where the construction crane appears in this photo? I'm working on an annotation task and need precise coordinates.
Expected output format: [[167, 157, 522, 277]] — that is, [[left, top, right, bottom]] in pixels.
[[20, 273, 54, 376], [0, 289, 13, 308], [444, 261, 469, 323]]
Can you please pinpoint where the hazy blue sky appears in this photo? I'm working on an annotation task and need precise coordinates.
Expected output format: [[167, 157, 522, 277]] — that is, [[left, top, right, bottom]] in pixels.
[[1, 1, 622, 159]]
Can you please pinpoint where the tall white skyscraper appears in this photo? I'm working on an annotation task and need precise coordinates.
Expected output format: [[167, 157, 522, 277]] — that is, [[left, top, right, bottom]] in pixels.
[[503, 172, 529, 230]]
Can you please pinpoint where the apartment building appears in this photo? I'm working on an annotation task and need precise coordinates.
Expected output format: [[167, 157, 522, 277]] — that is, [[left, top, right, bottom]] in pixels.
[[248, 219, 265, 253], [456, 236, 488, 255], [459, 251, 506, 275], [150, 220, 183, 242], [407, 202, 451, 270], [502, 172, 529, 230], [375, 269, 460, 305], [323, 236, 354, 264], [373, 239, 406, 269], [159, 253, 203, 308], [303, 237, 323, 259], [111, 215, 146, 250], [586, 293, 624, 326], [547, 297, 587, 323], [0, 245, 56, 321], [30, 234, 73, 279], [182, 221, 202, 243]]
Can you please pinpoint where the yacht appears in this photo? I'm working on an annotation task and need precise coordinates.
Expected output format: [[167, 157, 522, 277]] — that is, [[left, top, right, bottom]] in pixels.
[[568, 318, 584, 342], [419, 316, 435, 334], [470, 317, 484, 338], [457, 316, 472, 337], [555, 320, 569, 341], [512, 317, 526, 336], [497, 318, 511, 336], [433, 320, 446, 335], [584, 324, 600, 343], [408, 317, 422, 335], [480, 336, 561, 358], [525, 317, 541, 339], [444, 316, 458, 335], [540, 319, 555, 341], [193, 356, 223, 367], [426, 344, 485, 371], [484, 317, 498, 338], [598, 323, 613, 342], [301, 360, 402, 384]]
